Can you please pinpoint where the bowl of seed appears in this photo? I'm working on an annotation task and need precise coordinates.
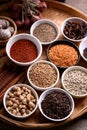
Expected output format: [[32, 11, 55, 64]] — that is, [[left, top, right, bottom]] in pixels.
[[3, 84, 38, 119], [30, 19, 60, 45], [47, 39, 80, 69], [61, 66, 87, 98], [79, 36, 87, 62], [27, 60, 59, 91], [38, 88, 74, 121], [61, 17, 87, 42]]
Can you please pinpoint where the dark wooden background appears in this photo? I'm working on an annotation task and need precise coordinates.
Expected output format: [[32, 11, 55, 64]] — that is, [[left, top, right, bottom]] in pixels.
[[0, 0, 87, 130]]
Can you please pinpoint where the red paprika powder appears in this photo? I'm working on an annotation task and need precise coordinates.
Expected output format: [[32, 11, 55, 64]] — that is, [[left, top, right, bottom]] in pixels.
[[10, 39, 38, 62]]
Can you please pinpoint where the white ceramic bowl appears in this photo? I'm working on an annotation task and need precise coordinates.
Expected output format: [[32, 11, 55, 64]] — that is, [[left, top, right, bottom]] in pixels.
[[38, 88, 74, 122], [3, 84, 38, 119], [6, 33, 42, 66], [27, 60, 59, 91], [30, 19, 60, 45], [79, 36, 87, 62], [61, 17, 87, 42], [61, 66, 87, 98]]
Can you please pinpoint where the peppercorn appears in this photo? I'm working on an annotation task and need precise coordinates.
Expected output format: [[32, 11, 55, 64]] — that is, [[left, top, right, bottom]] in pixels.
[[83, 48, 87, 59], [41, 91, 71, 119]]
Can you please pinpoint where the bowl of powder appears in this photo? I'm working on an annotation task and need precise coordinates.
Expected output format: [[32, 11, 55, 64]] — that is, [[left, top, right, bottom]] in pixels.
[[30, 19, 60, 45]]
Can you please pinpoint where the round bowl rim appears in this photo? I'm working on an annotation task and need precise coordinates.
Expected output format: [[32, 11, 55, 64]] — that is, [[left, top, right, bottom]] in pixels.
[[3, 83, 38, 119], [61, 65, 87, 98], [27, 60, 60, 91], [61, 17, 87, 42], [6, 33, 42, 66], [47, 39, 80, 69], [38, 87, 74, 121], [30, 18, 60, 45]]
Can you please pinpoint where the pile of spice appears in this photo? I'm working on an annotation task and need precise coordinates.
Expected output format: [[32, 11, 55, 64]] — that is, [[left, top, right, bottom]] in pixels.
[[64, 19, 87, 40], [6, 85, 36, 116], [29, 62, 57, 88], [41, 91, 71, 119], [63, 69, 87, 96], [33, 23, 57, 42], [10, 39, 38, 63], [83, 48, 87, 59], [48, 44, 78, 67]]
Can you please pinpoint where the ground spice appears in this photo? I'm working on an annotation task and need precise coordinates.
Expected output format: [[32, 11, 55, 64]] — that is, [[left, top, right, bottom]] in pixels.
[[10, 39, 38, 62], [41, 91, 71, 119], [63, 69, 87, 96], [33, 23, 57, 42], [29, 62, 57, 88], [83, 48, 87, 59], [48, 44, 78, 67]]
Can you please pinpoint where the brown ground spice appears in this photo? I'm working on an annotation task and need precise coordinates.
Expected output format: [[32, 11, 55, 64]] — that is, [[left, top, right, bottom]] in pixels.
[[48, 44, 78, 67]]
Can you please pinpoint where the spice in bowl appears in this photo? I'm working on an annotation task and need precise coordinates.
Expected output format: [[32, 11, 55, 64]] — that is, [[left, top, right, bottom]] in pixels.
[[61, 17, 87, 42], [10, 39, 38, 63], [30, 19, 60, 45], [38, 88, 74, 121], [6, 33, 42, 66], [47, 40, 80, 68], [62, 66, 87, 98], [27, 60, 59, 91], [83, 48, 87, 59], [3, 84, 38, 118], [33, 23, 57, 42]]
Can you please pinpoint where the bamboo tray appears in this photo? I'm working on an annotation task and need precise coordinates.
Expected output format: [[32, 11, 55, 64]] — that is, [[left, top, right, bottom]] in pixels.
[[0, 0, 87, 129]]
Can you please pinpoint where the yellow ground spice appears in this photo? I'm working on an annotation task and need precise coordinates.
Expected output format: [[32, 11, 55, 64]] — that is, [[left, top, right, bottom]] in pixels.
[[48, 44, 78, 67]]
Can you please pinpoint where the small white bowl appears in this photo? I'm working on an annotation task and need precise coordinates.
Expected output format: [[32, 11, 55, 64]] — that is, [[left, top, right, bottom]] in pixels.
[[61, 66, 87, 98], [38, 88, 74, 122], [6, 33, 42, 66], [79, 36, 87, 62], [30, 19, 60, 45], [61, 17, 87, 42], [3, 84, 38, 119], [27, 60, 59, 91]]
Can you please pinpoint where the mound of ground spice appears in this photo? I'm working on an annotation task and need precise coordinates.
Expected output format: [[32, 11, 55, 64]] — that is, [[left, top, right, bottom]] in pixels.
[[10, 39, 38, 63], [41, 91, 71, 119], [48, 44, 78, 67]]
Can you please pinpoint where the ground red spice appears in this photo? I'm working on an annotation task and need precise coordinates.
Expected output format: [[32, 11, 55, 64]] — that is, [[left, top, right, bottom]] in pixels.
[[10, 39, 38, 62]]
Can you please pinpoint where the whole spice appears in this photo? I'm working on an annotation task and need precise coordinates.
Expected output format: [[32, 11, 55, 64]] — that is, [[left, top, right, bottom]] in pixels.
[[41, 91, 71, 119], [33, 23, 57, 42], [5, 85, 36, 116], [10, 39, 38, 62], [0, 19, 14, 40], [63, 69, 87, 96], [64, 19, 87, 40], [29, 62, 57, 88], [48, 44, 78, 67], [83, 48, 87, 59]]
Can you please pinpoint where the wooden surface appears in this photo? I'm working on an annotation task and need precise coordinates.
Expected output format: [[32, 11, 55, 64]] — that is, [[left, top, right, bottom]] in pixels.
[[0, 0, 87, 130]]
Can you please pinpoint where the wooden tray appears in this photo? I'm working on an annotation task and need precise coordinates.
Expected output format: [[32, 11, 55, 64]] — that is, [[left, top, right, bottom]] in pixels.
[[0, 0, 87, 128]]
